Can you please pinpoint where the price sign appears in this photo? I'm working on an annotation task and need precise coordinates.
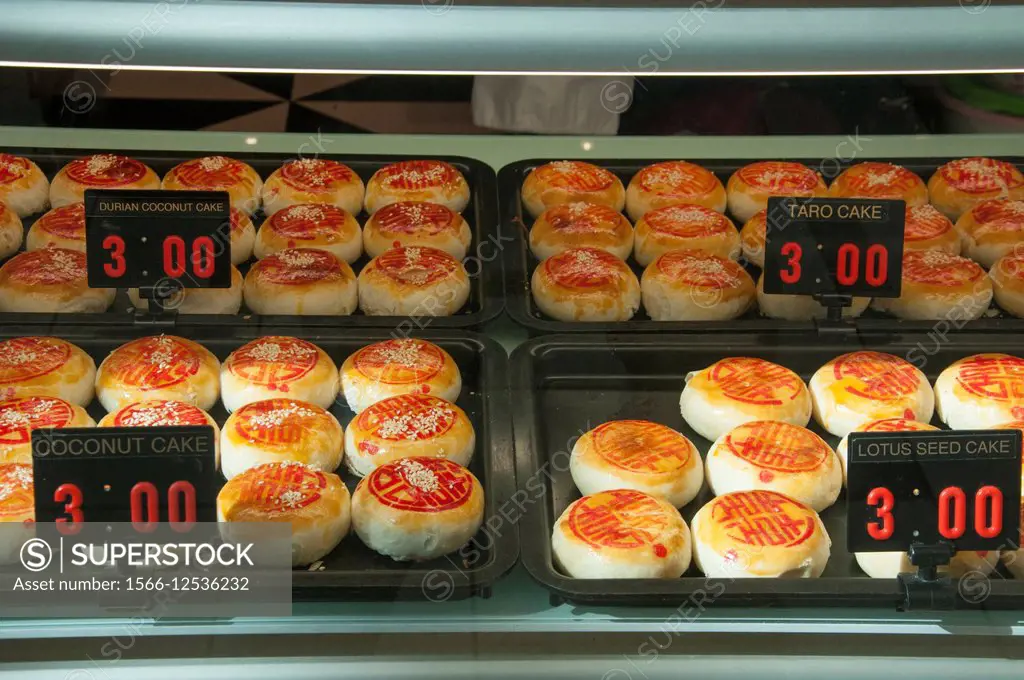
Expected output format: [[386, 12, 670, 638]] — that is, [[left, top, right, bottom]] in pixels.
[[31, 427, 219, 529], [762, 197, 904, 298], [85, 190, 231, 289], [847, 430, 1022, 552]]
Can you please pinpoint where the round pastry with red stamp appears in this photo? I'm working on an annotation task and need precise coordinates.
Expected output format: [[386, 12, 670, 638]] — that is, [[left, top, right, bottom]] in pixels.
[[25, 203, 85, 253], [0, 200, 23, 260], [96, 335, 220, 412], [641, 250, 755, 322], [856, 550, 997, 579], [229, 208, 256, 265], [927, 156, 1024, 220], [217, 461, 350, 566], [343, 393, 474, 478], [551, 489, 691, 579], [934, 353, 1024, 429], [0, 337, 95, 405], [529, 202, 633, 262], [358, 245, 469, 317], [0, 396, 94, 465], [521, 161, 625, 219], [128, 264, 243, 315], [162, 156, 263, 214], [570, 420, 704, 509], [340, 338, 460, 414], [364, 201, 472, 260], [739, 210, 767, 268], [221, 398, 343, 480], [691, 489, 831, 578], [365, 160, 470, 215], [221, 336, 339, 412], [828, 161, 928, 205], [809, 351, 935, 437], [99, 399, 219, 465], [726, 161, 828, 224], [531, 247, 640, 322], [50, 154, 159, 208], [0, 153, 48, 217], [0, 463, 35, 565], [0, 248, 115, 313], [351, 456, 484, 561], [903, 204, 960, 255], [835, 418, 937, 487], [991, 251, 1024, 318], [244, 248, 358, 316], [633, 205, 739, 267], [262, 158, 364, 217], [757, 274, 872, 322], [705, 421, 842, 512], [625, 160, 726, 222], [871, 250, 991, 321], [255, 203, 362, 264], [680, 356, 812, 442], [956, 199, 1024, 268]]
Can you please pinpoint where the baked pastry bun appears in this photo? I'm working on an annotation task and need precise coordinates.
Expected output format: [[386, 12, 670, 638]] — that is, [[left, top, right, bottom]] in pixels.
[[625, 160, 726, 221], [0, 396, 94, 464], [340, 338, 460, 414], [161, 156, 263, 214], [680, 357, 811, 442], [365, 160, 470, 215], [904, 204, 960, 255], [96, 335, 220, 412], [726, 161, 827, 224], [0, 337, 95, 405], [50, 154, 159, 208], [352, 457, 483, 561], [828, 161, 928, 205], [633, 204, 740, 267], [221, 336, 339, 413], [809, 351, 934, 437], [364, 201, 471, 260], [991, 252, 1024, 317], [570, 420, 703, 508], [221, 398, 343, 480], [871, 250, 991, 321], [522, 161, 625, 218], [217, 461, 350, 567], [705, 421, 842, 512], [739, 210, 767, 268], [262, 158, 364, 217], [856, 550, 997, 579], [641, 250, 754, 321], [0, 154, 48, 217], [928, 157, 1024, 220], [255, 203, 362, 264], [244, 248, 358, 316], [0, 201, 23, 259], [756, 275, 871, 321], [691, 490, 830, 578], [344, 393, 474, 477], [128, 265, 243, 315], [25, 203, 85, 253], [99, 399, 219, 465], [836, 418, 937, 486], [0, 463, 34, 565], [531, 247, 640, 322], [229, 208, 256, 265], [529, 202, 633, 261], [0, 248, 115, 313], [935, 353, 1024, 429], [552, 489, 691, 579], [358, 246, 469, 317], [956, 199, 1024, 268]]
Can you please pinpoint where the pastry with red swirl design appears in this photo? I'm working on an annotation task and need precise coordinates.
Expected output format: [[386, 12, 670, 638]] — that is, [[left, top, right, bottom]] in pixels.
[[358, 245, 469, 317], [0, 337, 95, 406], [0, 248, 115, 313], [633, 204, 739, 267], [521, 161, 625, 218], [0, 154, 48, 217], [221, 336, 339, 412], [871, 250, 991, 320], [244, 248, 358, 316], [625, 160, 726, 221], [529, 202, 633, 262], [726, 161, 827, 224], [0, 463, 35, 565], [262, 158, 364, 217], [0, 200, 23, 259], [162, 156, 263, 214], [0, 396, 94, 464], [95, 335, 220, 411], [25, 203, 84, 253], [641, 250, 754, 321], [365, 160, 470, 215], [928, 157, 1024, 220], [902, 204, 960, 256], [991, 251, 1024, 318], [828, 161, 927, 205], [364, 201, 471, 260], [934, 353, 1024, 429], [956, 199, 1024, 268], [531, 247, 640, 322], [340, 338, 461, 414], [50, 154, 159, 208], [255, 203, 362, 264]]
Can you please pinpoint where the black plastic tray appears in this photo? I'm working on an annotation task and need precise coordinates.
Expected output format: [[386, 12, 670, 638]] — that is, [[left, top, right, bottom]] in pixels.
[[0, 148, 503, 329], [2, 325, 517, 601], [499, 156, 1024, 334], [513, 332, 1024, 609]]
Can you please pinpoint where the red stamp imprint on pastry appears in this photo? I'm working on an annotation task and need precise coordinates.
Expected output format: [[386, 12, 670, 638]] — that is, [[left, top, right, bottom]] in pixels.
[[737, 162, 820, 193], [268, 204, 349, 243], [644, 205, 731, 239], [280, 159, 356, 191], [711, 490, 817, 548], [230, 208, 250, 235], [169, 156, 248, 189], [374, 247, 458, 286], [567, 489, 669, 550], [544, 247, 624, 289], [0, 338, 71, 385], [837, 163, 921, 197], [656, 251, 746, 288], [228, 338, 319, 388], [591, 420, 692, 473], [0, 154, 31, 185], [65, 155, 147, 186], [374, 201, 456, 235], [0, 464, 33, 517], [707, 357, 804, 406], [114, 400, 209, 427], [258, 249, 344, 285], [107, 337, 201, 389], [356, 394, 456, 441], [234, 399, 325, 446], [545, 203, 623, 235], [37, 203, 86, 240], [955, 354, 1024, 402], [939, 158, 1024, 195], [353, 339, 444, 385], [904, 205, 952, 242], [724, 421, 827, 473], [236, 463, 326, 511], [902, 250, 983, 286], [637, 161, 719, 196], [0, 397, 75, 446], [536, 161, 616, 192], [367, 457, 473, 513], [832, 351, 920, 401], [376, 161, 460, 191], [5, 249, 86, 285], [969, 199, 1024, 225]]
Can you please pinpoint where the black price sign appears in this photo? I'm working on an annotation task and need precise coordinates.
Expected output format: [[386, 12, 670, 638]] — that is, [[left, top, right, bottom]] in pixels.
[[847, 430, 1022, 553], [31, 427, 219, 529], [763, 197, 904, 298], [85, 190, 231, 289]]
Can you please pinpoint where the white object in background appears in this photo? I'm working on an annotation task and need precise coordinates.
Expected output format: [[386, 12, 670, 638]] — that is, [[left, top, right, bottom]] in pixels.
[[472, 76, 631, 135]]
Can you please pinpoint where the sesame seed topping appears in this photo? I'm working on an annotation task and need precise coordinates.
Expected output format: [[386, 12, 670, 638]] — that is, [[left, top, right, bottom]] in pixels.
[[398, 458, 439, 493]]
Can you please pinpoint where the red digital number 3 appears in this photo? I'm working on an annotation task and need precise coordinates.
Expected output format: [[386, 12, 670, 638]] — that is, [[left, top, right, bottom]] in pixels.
[[102, 235, 127, 278], [780, 242, 802, 284], [866, 486, 895, 540], [54, 483, 85, 535]]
